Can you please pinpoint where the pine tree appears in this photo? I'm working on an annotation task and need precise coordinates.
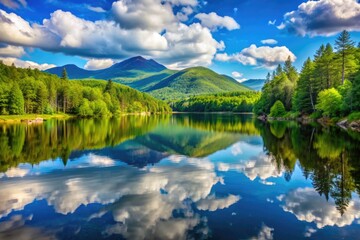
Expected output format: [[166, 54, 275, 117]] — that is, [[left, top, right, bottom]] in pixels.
[[8, 84, 24, 115], [335, 30, 355, 84], [293, 58, 315, 113], [61, 67, 68, 81], [283, 56, 298, 83], [275, 64, 283, 76], [265, 73, 271, 83]]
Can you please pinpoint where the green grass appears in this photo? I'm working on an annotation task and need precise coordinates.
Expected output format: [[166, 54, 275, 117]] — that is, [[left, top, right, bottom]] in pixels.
[[0, 113, 73, 123]]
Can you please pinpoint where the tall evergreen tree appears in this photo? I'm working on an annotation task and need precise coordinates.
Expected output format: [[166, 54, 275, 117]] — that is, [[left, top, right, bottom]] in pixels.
[[335, 30, 355, 84], [61, 67, 68, 81], [293, 58, 315, 113], [8, 84, 24, 115], [283, 56, 298, 83]]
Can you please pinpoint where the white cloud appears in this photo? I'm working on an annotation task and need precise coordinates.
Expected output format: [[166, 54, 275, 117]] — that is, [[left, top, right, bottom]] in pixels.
[[196, 194, 240, 211], [304, 227, 317, 238], [86, 5, 106, 13], [278, 0, 360, 36], [216, 44, 296, 69], [195, 12, 240, 31], [0, 57, 56, 70], [111, 0, 176, 31], [0, 0, 27, 9], [261, 39, 278, 45], [217, 152, 284, 181], [231, 71, 243, 78], [84, 59, 114, 70], [268, 19, 276, 25], [176, 6, 194, 21], [250, 224, 274, 240], [279, 187, 360, 229], [0, 44, 25, 57], [0, 215, 57, 240], [0, 4, 223, 69]]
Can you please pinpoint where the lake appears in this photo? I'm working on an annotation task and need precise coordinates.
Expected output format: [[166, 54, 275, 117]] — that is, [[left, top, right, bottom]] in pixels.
[[0, 114, 359, 240]]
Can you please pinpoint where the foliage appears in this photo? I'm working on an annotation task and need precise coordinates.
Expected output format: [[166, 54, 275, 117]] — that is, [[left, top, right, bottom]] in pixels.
[[348, 112, 360, 121], [269, 100, 287, 117], [315, 88, 343, 117], [254, 31, 360, 120], [172, 91, 260, 112], [0, 62, 171, 117]]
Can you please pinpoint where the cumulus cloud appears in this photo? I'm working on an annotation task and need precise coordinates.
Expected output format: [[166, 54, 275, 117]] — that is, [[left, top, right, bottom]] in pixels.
[[0, 155, 221, 222], [278, 0, 360, 36], [111, 0, 176, 31], [84, 58, 114, 70], [250, 224, 274, 240], [279, 188, 360, 228], [217, 151, 284, 181], [231, 71, 243, 78], [0, 3, 224, 69], [261, 39, 278, 45], [195, 12, 240, 31], [0, 215, 57, 240], [0, 0, 26, 9], [216, 44, 296, 69], [0, 57, 56, 70], [0, 44, 25, 57], [196, 194, 240, 211]]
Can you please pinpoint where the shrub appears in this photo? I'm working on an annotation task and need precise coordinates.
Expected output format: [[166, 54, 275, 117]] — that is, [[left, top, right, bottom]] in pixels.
[[269, 100, 286, 117], [315, 88, 342, 117], [348, 112, 360, 121]]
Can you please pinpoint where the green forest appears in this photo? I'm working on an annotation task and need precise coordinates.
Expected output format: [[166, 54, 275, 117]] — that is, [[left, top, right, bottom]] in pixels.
[[0, 63, 171, 117], [172, 91, 260, 112], [254, 30, 360, 120]]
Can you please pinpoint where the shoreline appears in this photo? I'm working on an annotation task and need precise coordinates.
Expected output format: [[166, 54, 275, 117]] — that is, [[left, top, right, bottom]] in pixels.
[[0, 114, 74, 123]]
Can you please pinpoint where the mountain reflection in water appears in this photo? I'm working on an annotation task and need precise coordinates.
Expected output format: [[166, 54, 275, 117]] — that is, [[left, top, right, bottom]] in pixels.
[[0, 114, 359, 240]]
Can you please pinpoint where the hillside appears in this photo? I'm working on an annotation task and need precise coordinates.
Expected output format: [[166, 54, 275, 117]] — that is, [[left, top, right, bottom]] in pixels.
[[241, 79, 265, 91], [46, 57, 251, 100], [0, 62, 171, 117], [148, 67, 251, 99]]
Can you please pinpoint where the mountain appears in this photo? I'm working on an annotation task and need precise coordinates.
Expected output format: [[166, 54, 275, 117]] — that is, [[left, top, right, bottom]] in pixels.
[[148, 67, 251, 99], [46, 64, 97, 79], [241, 79, 265, 91], [46, 56, 168, 79], [46, 57, 252, 99]]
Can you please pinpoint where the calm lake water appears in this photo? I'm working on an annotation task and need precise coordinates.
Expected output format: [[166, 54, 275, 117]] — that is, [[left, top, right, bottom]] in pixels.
[[0, 114, 359, 240]]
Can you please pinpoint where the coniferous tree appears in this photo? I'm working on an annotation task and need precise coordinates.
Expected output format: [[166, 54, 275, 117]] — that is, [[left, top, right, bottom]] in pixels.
[[335, 30, 356, 84], [8, 84, 24, 115], [283, 56, 298, 83], [293, 58, 315, 113], [61, 67, 68, 81]]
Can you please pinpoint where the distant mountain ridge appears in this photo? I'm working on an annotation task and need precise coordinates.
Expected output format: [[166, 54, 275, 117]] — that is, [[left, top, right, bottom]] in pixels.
[[46, 56, 252, 99], [241, 79, 265, 91]]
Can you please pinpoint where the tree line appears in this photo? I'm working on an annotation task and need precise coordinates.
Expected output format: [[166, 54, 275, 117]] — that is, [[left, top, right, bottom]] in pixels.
[[254, 30, 360, 119], [0, 63, 171, 117], [172, 91, 260, 112]]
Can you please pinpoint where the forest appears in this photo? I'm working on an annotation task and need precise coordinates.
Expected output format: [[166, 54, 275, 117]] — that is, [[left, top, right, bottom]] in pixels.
[[0, 63, 171, 117], [172, 91, 260, 112], [254, 30, 360, 120]]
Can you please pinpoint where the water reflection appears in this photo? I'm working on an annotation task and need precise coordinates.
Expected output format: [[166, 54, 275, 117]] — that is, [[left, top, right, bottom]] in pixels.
[[0, 114, 359, 239]]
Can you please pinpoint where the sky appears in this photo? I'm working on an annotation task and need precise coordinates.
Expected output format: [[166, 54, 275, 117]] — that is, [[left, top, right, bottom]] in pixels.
[[0, 0, 360, 80]]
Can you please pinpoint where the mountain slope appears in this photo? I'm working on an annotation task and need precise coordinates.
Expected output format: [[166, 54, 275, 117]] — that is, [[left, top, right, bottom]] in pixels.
[[241, 79, 265, 91], [148, 67, 251, 99], [46, 64, 99, 79], [46, 56, 168, 80]]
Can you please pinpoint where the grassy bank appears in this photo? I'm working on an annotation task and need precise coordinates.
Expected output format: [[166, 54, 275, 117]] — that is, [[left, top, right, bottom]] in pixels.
[[0, 113, 73, 123]]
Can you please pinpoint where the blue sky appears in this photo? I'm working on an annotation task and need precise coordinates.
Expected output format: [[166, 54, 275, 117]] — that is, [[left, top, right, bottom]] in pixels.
[[0, 0, 359, 80]]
